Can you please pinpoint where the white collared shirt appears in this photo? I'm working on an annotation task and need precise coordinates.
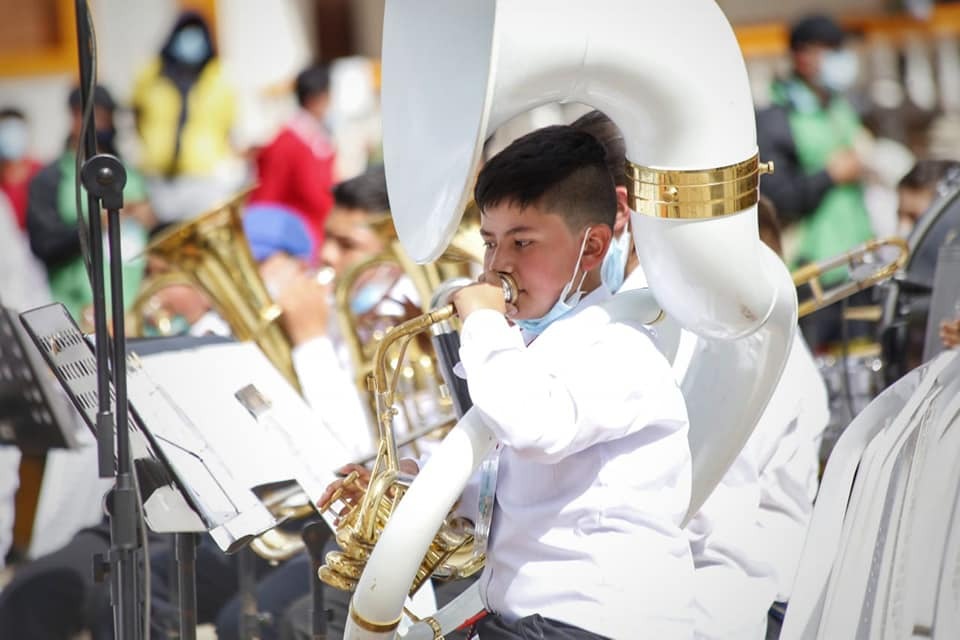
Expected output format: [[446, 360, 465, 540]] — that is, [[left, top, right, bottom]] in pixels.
[[619, 265, 828, 636], [669, 319, 828, 639], [459, 287, 694, 639]]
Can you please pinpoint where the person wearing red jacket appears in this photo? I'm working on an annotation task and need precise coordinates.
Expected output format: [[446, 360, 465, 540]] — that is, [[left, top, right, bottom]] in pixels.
[[250, 65, 336, 260], [0, 108, 43, 231]]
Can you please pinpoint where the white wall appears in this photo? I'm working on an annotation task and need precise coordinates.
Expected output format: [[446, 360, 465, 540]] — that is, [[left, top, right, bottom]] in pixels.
[[0, 0, 315, 164]]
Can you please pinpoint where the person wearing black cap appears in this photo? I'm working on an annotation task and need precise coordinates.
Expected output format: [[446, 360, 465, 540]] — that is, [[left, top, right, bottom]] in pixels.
[[24, 84, 154, 328], [757, 14, 875, 349]]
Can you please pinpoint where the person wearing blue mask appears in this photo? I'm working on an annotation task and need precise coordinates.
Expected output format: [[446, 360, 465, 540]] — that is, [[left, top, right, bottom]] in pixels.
[[25, 85, 155, 328], [570, 109, 639, 294], [0, 108, 43, 232], [322, 125, 694, 638], [577, 105, 832, 639], [757, 13, 874, 350], [132, 11, 239, 222]]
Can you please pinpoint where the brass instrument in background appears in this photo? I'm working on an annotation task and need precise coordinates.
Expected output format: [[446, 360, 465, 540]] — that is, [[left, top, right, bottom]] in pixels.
[[248, 484, 318, 563], [318, 273, 518, 595], [793, 237, 910, 318], [128, 190, 301, 392], [333, 203, 485, 449], [129, 190, 309, 563]]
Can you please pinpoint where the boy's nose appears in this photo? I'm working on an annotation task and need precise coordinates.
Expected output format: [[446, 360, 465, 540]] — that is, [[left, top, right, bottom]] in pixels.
[[320, 241, 340, 272], [487, 247, 512, 274]]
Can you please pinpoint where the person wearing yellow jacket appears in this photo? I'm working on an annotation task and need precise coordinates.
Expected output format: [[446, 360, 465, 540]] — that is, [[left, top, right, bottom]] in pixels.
[[132, 11, 241, 222]]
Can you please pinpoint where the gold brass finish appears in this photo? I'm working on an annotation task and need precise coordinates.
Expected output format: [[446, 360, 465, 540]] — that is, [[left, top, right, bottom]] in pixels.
[[842, 305, 883, 323], [626, 153, 772, 219], [318, 274, 518, 596], [423, 616, 445, 640], [333, 202, 486, 447], [130, 189, 301, 391], [792, 236, 909, 318], [129, 190, 313, 564], [349, 607, 402, 633], [247, 486, 317, 563]]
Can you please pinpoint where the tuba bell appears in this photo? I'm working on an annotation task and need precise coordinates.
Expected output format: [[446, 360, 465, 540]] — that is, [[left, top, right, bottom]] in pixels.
[[129, 189, 300, 392], [338, 1, 798, 637]]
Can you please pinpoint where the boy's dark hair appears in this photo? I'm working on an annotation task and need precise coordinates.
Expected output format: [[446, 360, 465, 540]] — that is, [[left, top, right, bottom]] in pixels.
[[898, 159, 960, 191], [333, 166, 390, 214], [295, 65, 331, 107], [474, 125, 617, 230], [0, 107, 25, 121], [570, 110, 626, 187]]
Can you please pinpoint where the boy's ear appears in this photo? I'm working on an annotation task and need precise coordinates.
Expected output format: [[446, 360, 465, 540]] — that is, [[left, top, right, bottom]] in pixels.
[[582, 224, 613, 271], [614, 186, 630, 234]]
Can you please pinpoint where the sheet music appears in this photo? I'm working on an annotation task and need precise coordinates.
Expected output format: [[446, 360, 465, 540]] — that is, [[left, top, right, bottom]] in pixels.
[[126, 341, 352, 530]]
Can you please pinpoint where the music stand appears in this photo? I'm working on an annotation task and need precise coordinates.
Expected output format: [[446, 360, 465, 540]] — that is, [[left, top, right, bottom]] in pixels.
[[0, 305, 80, 455], [20, 303, 349, 638]]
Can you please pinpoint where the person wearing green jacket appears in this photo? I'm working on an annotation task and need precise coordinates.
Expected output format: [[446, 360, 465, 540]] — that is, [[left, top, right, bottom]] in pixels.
[[757, 14, 874, 348], [26, 85, 155, 329]]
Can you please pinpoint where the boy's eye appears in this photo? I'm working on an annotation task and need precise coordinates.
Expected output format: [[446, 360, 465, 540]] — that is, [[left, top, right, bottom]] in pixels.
[[483, 241, 496, 250], [514, 239, 532, 248]]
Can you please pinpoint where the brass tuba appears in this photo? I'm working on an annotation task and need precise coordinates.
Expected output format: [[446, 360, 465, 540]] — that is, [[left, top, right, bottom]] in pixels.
[[129, 190, 300, 392], [340, 1, 799, 637], [129, 190, 311, 563], [318, 273, 517, 595], [332, 204, 484, 448]]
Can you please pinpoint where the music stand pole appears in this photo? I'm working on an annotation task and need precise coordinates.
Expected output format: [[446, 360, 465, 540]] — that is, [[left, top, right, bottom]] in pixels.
[[74, 3, 141, 638], [176, 533, 199, 640]]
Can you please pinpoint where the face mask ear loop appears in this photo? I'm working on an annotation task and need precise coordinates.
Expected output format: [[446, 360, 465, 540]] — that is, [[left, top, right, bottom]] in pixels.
[[563, 227, 592, 304]]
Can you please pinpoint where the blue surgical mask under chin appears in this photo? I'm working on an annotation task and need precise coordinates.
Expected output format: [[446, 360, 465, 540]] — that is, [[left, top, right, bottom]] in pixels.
[[515, 228, 592, 335], [600, 225, 631, 293], [170, 26, 210, 65]]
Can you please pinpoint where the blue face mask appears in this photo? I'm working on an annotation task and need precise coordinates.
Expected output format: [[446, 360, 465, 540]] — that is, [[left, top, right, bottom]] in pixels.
[[170, 26, 210, 65], [515, 228, 592, 335], [600, 223, 631, 293], [817, 49, 859, 93], [351, 279, 392, 315], [0, 119, 29, 160]]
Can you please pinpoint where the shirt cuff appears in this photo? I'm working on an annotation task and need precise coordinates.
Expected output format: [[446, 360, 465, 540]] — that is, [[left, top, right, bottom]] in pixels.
[[458, 309, 524, 376]]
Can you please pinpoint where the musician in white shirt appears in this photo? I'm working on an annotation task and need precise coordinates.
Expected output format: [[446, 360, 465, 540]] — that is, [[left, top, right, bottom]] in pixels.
[[324, 126, 695, 639], [576, 110, 829, 638]]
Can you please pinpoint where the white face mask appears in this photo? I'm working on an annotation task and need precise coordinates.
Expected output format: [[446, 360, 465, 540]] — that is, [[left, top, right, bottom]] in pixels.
[[818, 49, 859, 93]]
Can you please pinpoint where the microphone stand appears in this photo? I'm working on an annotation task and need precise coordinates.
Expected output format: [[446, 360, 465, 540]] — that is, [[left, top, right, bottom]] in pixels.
[[74, 2, 142, 638]]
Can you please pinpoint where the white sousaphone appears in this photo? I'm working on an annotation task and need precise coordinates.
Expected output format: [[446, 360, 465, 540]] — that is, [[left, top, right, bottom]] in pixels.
[[346, 1, 798, 637]]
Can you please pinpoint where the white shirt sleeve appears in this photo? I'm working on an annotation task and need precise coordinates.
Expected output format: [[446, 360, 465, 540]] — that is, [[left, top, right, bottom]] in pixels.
[[458, 309, 680, 464], [0, 193, 51, 311], [292, 336, 373, 460], [685, 450, 778, 639], [750, 339, 829, 600]]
